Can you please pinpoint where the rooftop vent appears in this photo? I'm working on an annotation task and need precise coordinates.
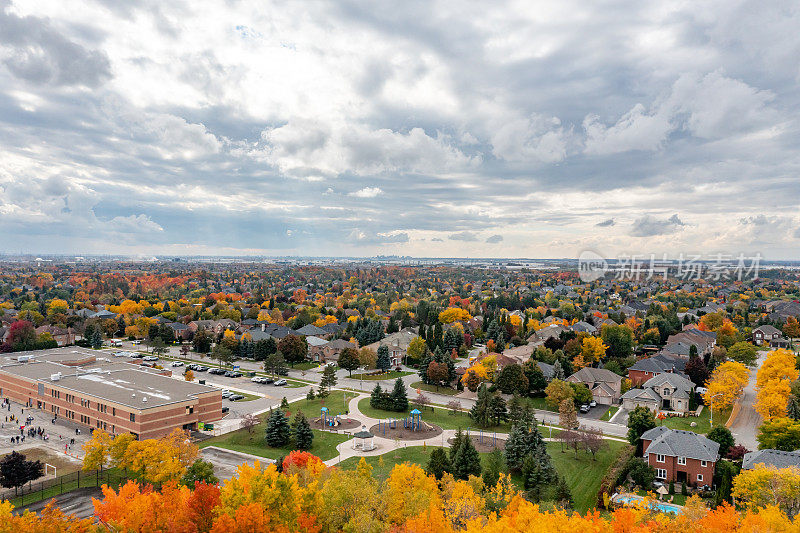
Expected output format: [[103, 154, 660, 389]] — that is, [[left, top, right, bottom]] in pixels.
[[50, 373, 62, 381], [142, 397, 147, 402]]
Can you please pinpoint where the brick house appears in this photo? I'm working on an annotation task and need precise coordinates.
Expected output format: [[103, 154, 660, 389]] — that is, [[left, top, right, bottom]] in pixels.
[[621, 373, 695, 414], [566, 367, 622, 405], [627, 353, 687, 386], [752, 325, 784, 346], [641, 426, 719, 487]]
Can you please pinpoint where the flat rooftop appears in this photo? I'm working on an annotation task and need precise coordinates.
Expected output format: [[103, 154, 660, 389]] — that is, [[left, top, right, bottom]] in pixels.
[[0, 348, 219, 410]]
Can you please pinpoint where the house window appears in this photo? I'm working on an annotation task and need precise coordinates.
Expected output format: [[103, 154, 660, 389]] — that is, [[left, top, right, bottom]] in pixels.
[[656, 454, 665, 463], [701, 460, 707, 467], [678, 457, 686, 465], [656, 469, 667, 480], [697, 474, 703, 482]]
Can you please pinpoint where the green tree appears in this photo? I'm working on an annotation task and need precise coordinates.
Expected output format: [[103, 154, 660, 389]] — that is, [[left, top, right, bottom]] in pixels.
[[496, 364, 529, 395], [389, 378, 409, 412], [263, 350, 286, 376], [376, 345, 391, 372], [319, 365, 337, 397], [707, 426, 735, 457], [727, 341, 758, 366], [407, 336, 427, 365], [370, 383, 387, 410], [757, 417, 800, 451], [470, 384, 493, 428], [555, 474, 574, 509], [523, 359, 547, 394], [601, 324, 633, 359], [452, 432, 482, 480], [0, 451, 44, 495], [569, 382, 593, 406], [277, 335, 308, 367], [337, 348, 361, 376], [482, 448, 505, 488], [292, 412, 314, 450], [211, 344, 233, 367], [265, 409, 291, 447], [628, 457, 656, 487], [426, 447, 452, 480], [180, 459, 219, 487], [627, 406, 657, 454]]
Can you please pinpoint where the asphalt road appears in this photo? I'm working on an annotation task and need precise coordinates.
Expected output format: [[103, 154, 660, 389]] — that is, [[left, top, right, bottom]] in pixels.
[[728, 350, 767, 451]]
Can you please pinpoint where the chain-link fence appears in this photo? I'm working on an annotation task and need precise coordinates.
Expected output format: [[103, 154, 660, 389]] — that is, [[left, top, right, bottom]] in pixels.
[[1, 467, 135, 508]]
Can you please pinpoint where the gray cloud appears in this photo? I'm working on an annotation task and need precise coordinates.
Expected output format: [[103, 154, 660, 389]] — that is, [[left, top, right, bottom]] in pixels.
[[449, 231, 479, 242], [485, 234, 503, 243], [630, 214, 686, 237], [596, 218, 615, 227], [0, 3, 111, 87]]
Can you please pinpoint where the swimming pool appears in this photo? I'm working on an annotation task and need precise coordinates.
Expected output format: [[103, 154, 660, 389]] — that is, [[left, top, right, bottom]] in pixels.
[[611, 493, 683, 514]]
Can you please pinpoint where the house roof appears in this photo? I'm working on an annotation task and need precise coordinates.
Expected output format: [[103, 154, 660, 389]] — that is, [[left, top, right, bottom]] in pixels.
[[568, 367, 622, 385], [621, 387, 661, 402], [305, 336, 329, 347], [643, 427, 719, 462], [743, 449, 800, 470], [754, 324, 782, 336], [296, 324, 328, 336], [643, 373, 695, 392]]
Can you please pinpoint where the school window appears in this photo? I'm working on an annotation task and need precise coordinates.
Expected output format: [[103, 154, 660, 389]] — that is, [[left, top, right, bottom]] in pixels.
[[656, 454, 665, 463], [701, 460, 707, 467], [697, 474, 703, 482], [656, 469, 667, 479], [130, 413, 136, 422], [186, 406, 194, 415], [677, 457, 686, 465]]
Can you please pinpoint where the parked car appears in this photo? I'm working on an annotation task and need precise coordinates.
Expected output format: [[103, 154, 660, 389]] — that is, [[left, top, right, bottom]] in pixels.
[[221, 391, 232, 398], [143, 355, 159, 361], [208, 368, 225, 375], [579, 404, 590, 413], [229, 394, 245, 401], [276, 369, 289, 376], [195, 366, 209, 372], [225, 371, 243, 378], [171, 361, 184, 367], [251, 376, 270, 384], [140, 362, 155, 368], [274, 379, 287, 386], [589, 400, 597, 408], [221, 407, 230, 414], [132, 340, 142, 345]]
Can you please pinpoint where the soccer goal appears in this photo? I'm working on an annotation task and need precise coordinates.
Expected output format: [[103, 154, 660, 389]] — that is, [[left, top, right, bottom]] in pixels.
[[45, 463, 57, 477]]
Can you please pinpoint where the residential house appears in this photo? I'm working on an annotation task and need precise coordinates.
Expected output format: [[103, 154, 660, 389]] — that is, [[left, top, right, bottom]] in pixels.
[[621, 373, 695, 414], [34, 325, 78, 346], [570, 321, 598, 335], [365, 327, 418, 367], [753, 325, 785, 346], [566, 367, 623, 405], [314, 338, 357, 363], [627, 353, 687, 386], [642, 426, 719, 487], [296, 324, 330, 338], [535, 324, 567, 341]]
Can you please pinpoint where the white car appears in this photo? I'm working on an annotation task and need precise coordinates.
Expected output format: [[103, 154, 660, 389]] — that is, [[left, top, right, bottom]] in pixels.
[[171, 361, 184, 367], [143, 355, 159, 361], [274, 379, 287, 386]]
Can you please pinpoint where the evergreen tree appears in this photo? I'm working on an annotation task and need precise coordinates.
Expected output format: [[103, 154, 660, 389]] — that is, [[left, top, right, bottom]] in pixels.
[[507, 394, 525, 425], [452, 433, 482, 480], [450, 427, 466, 465], [552, 359, 565, 380], [426, 447, 452, 480], [470, 384, 493, 428], [90, 327, 103, 349], [319, 365, 337, 395], [789, 397, 800, 421], [555, 474, 574, 509], [489, 395, 509, 426], [419, 351, 434, 384], [292, 412, 314, 450], [265, 409, 291, 447], [390, 378, 409, 412], [376, 345, 391, 372], [370, 383, 386, 410], [482, 449, 504, 488]]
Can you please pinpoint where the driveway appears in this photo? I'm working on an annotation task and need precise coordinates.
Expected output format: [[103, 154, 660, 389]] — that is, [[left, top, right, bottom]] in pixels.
[[728, 350, 767, 451]]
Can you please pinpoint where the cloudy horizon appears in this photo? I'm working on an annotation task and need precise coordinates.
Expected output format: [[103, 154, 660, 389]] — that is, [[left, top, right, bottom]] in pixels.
[[1, 1, 799, 259]]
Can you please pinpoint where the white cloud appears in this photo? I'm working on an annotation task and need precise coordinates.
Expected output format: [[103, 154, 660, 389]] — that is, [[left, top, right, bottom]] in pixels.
[[349, 186, 383, 198]]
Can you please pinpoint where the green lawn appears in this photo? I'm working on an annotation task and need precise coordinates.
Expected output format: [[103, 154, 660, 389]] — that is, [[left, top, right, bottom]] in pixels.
[[601, 406, 619, 421], [338, 439, 628, 514], [199, 421, 349, 461], [293, 362, 321, 371], [357, 398, 510, 432], [659, 406, 721, 434], [287, 390, 359, 419], [350, 371, 414, 381], [409, 381, 461, 396], [547, 439, 628, 513], [527, 397, 556, 412], [338, 446, 500, 483]]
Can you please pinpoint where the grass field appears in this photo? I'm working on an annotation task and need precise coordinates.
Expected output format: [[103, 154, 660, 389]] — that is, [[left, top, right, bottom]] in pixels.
[[287, 390, 359, 419], [601, 406, 619, 421], [4, 447, 82, 476], [659, 406, 719, 434], [357, 398, 484, 431], [409, 381, 461, 396], [337, 439, 628, 513], [547, 439, 628, 512], [350, 371, 414, 381], [293, 362, 321, 371]]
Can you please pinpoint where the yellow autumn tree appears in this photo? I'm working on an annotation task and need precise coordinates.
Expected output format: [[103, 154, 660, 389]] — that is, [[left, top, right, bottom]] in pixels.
[[580, 336, 607, 363], [756, 379, 791, 421], [732, 464, 800, 513], [438, 307, 472, 324], [703, 361, 749, 411], [757, 349, 799, 390]]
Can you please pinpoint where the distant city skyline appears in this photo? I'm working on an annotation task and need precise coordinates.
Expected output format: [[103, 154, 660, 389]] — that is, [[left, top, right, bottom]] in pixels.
[[1, 1, 799, 258]]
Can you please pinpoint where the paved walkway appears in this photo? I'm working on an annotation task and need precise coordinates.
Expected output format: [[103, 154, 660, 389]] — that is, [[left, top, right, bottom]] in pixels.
[[728, 349, 768, 451]]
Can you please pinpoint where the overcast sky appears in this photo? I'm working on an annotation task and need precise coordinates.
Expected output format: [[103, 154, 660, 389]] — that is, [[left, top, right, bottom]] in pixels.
[[1, 1, 799, 259]]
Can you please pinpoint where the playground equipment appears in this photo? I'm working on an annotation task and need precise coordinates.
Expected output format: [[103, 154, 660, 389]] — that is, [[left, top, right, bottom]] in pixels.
[[320, 407, 342, 427], [404, 409, 422, 431], [377, 418, 398, 436], [466, 427, 497, 447]]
